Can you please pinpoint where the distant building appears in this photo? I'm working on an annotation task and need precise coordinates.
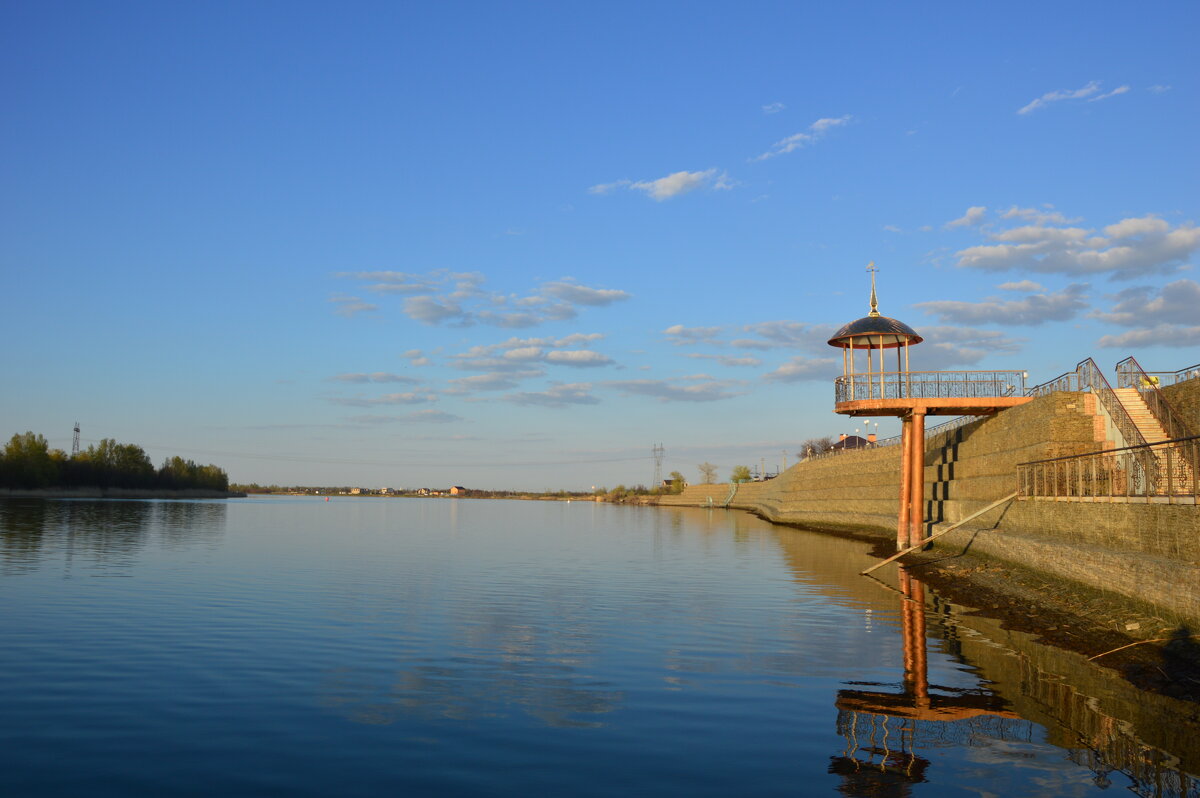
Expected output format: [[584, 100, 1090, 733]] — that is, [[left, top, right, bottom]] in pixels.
[[831, 434, 870, 450], [449, 486, 467, 495]]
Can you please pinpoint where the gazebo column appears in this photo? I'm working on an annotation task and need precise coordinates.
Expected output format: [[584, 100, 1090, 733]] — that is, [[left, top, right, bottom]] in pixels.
[[907, 410, 926, 547], [897, 415, 912, 550]]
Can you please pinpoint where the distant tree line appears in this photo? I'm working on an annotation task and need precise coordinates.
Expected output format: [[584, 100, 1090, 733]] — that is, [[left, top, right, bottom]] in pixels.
[[0, 431, 229, 492]]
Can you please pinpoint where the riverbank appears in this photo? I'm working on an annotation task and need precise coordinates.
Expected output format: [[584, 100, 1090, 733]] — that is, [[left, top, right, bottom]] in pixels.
[[650, 389, 1200, 702], [0, 487, 246, 499]]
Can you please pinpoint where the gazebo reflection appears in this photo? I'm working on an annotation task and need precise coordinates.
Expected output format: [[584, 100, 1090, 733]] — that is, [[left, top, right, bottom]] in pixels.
[[829, 569, 1018, 795]]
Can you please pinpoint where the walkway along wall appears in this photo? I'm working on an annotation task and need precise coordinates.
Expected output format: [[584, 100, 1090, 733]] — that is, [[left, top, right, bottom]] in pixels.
[[659, 391, 1200, 625]]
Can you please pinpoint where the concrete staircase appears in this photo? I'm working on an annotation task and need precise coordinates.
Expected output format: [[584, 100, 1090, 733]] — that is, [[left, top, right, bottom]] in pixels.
[[1112, 388, 1195, 492]]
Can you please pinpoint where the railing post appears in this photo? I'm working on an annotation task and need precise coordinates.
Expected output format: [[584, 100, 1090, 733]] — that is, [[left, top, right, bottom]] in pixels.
[[1167, 444, 1174, 503]]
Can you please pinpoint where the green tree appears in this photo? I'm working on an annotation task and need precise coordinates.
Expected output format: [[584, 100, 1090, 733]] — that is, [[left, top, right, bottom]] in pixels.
[[0, 432, 61, 488], [730, 465, 752, 483], [668, 471, 686, 494]]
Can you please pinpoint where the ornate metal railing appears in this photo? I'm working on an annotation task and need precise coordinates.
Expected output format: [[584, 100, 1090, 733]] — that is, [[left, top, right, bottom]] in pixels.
[[1075, 358, 1148, 452], [1018, 436, 1199, 503], [873, 415, 981, 449], [1137, 362, 1200, 387], [1025, 368, 1081, 396], [1116, 356, 1194, 441], [834, 371, 1025, 403], [1027, 358, 1149, 453]]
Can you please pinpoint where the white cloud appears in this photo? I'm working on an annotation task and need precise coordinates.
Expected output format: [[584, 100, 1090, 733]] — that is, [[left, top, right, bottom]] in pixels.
[[1089, 85, 1129, 102], [545, 350, 615, 367], [762, 357, 839, 383], [330, 295, 379, 318], [608, 377, 742, 403], [1017, 80, 1100, 114], [762, 102, 786, 114], [337, 270, 630, 328], [1148, 84, 1172, 94], [403, 295, 470, 325], [914, 283, 1089, 325], [632, 169, 718, 200], [1098, 324, 1200, 349], [347, 410, 463, 424], [914, 326, 1024, 369], [732, 321, 833, 351], [503, 346, 545, 362], [683, 353, 762, 367], [1091, 279, 1200, 327], [944, 206, 988, 229], [754, 115, 852, 161], [588, 179, 632, 195], [328, 373, 420, 384], [1000, 206, 1079, 225], [997, 280, 1046, 292], [955, 214, 1200, 279], [542, 280, 631, 306], [505, 383, 600, 408], [330, 392, 439, 407], [664, 324, 725, 345]]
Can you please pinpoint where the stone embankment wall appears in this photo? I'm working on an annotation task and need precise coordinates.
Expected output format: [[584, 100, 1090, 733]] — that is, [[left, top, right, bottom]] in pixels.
[[660, 389, 1200, 625], [1162, 377, 1200, 435]]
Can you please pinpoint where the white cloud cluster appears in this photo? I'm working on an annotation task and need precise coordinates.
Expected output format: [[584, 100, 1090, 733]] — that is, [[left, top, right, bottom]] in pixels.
[[762, 102, 786, 114], [329, 391, 438, 407], [1094, 279, 1200, 349], [335, 270, 630, 327], [608, 376, 742, 403], [754, 115, 852, 161], [762, 356, 839, 383], [663, 324, 724, 345], [1017, 80, 1128, 115], [590, 168, 728, 201], [915, 283, 1089, 326], [952, 211, 1200, 279], [505, 382, 600, 408], [330, 295, 378, 318], [944, 206, 988, 229], [327, 372, 420, 384]]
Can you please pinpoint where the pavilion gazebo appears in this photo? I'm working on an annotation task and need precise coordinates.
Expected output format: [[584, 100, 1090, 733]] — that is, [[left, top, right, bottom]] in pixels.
[[828, 266, 1030, 550]]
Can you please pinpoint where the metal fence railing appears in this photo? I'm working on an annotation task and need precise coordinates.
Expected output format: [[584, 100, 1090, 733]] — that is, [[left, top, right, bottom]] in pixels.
[[1116, 356, 1195, 442], [834, 371, 1025, 404], [1017, 436, 1199, 503], [1137, 362, 1200, 387]]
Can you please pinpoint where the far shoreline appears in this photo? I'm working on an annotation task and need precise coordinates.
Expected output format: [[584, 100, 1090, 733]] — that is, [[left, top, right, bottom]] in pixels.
[[0, 487, 246, 500]]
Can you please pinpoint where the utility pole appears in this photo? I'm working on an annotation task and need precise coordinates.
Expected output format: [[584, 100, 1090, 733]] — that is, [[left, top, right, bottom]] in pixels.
[[652, 443, 665, 487], [71, 422, 80, 457]]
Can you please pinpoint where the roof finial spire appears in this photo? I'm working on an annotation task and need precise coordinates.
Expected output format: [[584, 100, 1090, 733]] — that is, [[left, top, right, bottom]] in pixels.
[[867, 262, 880, 317]]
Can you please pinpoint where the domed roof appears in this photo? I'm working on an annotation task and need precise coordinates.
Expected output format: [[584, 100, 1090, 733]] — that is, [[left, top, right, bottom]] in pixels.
[[826, 264, 923, 350], [827, 315, 922, 349]]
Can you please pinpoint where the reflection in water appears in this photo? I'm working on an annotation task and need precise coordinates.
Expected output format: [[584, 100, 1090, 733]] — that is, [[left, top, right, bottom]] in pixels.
[[814, 558, 1200, 798], [0, 499, 227, 576], [831, 569, 1022, 795]]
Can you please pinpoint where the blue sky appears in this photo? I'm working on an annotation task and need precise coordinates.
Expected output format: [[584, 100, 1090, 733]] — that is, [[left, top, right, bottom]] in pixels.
[[2, 1, 1197, 490]]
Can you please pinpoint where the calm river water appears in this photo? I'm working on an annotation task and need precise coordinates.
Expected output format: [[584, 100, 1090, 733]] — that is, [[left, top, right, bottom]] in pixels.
[[1, 497, 1196, 797]]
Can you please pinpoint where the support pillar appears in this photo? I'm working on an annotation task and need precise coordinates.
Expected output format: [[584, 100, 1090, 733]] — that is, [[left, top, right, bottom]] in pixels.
[[908, 410, 926, 548], [897, 416, 912, 550]]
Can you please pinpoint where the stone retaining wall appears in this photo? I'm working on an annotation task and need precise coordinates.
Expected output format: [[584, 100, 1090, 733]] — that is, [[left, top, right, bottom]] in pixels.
[[659, 391, 1200, 625]]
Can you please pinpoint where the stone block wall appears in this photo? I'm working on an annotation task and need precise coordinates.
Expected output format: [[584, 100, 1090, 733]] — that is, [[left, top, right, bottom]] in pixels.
[[657, 390, 1200, 625], [1162, 376, 1200, 435]]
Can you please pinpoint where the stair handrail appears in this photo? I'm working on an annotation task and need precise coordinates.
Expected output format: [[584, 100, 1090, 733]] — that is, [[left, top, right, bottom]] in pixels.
[[1025, 368, 1081, 396], [1115, 356, 1194, 441], [1075, 358, 1152, 454]]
